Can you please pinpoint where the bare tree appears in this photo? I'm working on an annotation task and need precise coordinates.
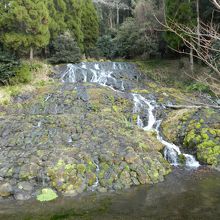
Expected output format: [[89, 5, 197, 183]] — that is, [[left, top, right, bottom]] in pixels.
[[94, 0, 130, 26], [156, 0, 220, 96], [211, 0, 220, 9]]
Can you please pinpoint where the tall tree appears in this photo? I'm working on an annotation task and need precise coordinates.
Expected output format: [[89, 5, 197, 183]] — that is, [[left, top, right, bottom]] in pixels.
[[64, 0, 84, 51], [0, 0, 50, 59], [47, 0, 67, 39], [81, 0, 99, 55]]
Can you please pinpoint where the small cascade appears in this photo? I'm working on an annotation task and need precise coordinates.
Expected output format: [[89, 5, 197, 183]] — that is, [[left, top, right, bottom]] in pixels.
[[91, 159, 100, 191], [132, 94, 200, 168], [183, 154, 200, 168], [60, 62, 200, 168]]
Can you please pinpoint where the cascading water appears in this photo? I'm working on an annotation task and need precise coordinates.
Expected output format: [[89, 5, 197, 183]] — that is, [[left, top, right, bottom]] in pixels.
[[60, 62, 200, 170], [132, 94, 200, 168]]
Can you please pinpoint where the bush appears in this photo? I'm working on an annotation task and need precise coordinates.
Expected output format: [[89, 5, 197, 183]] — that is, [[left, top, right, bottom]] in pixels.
[[48, 32, 81, 64], [187, 82, 212, 94], [113, 18, 158, 58], [0, 51, 20, 85], [9, 64, 32, 85], [96, 35, 115, 59]]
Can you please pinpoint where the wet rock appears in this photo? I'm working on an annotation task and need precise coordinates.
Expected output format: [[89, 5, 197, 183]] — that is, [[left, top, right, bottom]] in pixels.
[[14, 192, 31, 201], [0, 183, 13, 197], [17, 182, 33, 192], [76, 86, 89, 102]]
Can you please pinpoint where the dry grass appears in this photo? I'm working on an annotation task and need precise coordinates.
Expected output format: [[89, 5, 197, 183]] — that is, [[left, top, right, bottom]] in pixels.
[[0, 59, 53, 106]]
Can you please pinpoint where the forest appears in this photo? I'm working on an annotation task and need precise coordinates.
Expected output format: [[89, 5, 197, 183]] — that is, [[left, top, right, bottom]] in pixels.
[[0, 0, 220, 95], [0, 1, 220, 219]]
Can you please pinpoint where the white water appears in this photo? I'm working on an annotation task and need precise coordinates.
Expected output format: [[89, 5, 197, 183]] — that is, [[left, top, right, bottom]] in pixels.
[[133, 94, 200, 168], [61, 62, 200, 170], [91, 160, 100, 191]]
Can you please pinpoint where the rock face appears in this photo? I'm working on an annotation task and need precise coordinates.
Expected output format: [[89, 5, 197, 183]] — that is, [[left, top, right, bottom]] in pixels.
[[161, 108, 220, 169], [0, 63, 171, 200]]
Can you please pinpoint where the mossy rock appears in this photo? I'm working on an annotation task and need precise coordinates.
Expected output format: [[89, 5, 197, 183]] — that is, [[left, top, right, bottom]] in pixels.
[[37, 188, 58, 202], [162, 108, 220, 167]]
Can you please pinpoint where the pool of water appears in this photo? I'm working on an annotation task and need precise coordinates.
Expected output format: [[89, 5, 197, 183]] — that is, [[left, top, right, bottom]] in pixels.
[[0, 167, 220, 220]]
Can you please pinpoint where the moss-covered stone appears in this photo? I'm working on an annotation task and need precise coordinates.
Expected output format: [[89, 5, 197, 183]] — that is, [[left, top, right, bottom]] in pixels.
[[162, 108, 220, 167]]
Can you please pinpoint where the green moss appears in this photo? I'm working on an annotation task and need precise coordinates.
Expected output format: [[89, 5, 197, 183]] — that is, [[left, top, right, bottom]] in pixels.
[[87, 172, 96, 186], [195, 123, 202, 129], [130, 89, 150, 94], [201, 133, 209, 141], [37, 188, 58, 202], [77, 164, 86, 174], [178, 154, 186, 165]]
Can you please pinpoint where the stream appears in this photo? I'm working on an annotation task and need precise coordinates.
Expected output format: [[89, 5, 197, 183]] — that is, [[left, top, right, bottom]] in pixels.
[[0, 168, 219, 219], [61, 62, 200, 168]]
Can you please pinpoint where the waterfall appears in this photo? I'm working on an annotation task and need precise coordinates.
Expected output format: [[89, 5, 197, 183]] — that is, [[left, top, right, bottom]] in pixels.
[[91, 159, 100, 191], [60, 62, 200, 168], [132, 94, 200, 168]]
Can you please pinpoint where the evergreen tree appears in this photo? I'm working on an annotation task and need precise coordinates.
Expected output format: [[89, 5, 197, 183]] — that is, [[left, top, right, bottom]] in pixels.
[[47, 0, 67, 39], [48, 32, 81, 64], [64, 0, 84, 51], [0, 0, 50, 59], [81, 0, 99, 56]]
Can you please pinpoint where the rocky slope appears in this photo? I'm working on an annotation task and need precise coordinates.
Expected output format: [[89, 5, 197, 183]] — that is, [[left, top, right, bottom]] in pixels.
[[161, 108, 220, 170], [0, 61, 219, 201], [0, 62, 171, 201]]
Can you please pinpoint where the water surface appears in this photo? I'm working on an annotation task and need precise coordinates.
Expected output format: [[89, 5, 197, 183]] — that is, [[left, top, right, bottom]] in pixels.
[[0, 167, 219, 220]]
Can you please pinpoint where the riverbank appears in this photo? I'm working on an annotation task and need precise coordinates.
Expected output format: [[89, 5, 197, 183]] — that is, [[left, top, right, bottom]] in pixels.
[[1, 166, 219, 220]]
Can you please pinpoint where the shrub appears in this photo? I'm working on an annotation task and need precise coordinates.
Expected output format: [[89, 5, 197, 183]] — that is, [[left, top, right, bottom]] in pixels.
[[186, 82, 212, 94], [9, 64, 32, 85], [48, 32, 81, 64], [0, 51, 20, 85]]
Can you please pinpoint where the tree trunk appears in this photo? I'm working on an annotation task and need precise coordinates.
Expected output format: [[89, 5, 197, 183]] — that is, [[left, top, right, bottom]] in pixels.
[[30, 47, 34, 60], [116, 3, 120, 25], [196, 0, 201, 54], [109, 9, 113, 29], [190, 45, 194, 73]]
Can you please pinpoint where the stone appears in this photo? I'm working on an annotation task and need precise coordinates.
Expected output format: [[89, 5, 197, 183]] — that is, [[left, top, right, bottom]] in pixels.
[[98, 187, 107, 193], [0, 183, 13, 197], [63, 190, 78, 197], [17, 182, 33, 192], [125, 152, 138, 164], [14, 192, 31, 201]]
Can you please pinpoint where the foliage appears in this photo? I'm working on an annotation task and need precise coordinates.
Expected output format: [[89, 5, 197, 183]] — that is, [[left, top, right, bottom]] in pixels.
[[81, 0, 99, 56], [0, 51, 20, 85], [97, 35, 115, 58], [48, 32, 81, 64], [37, 188, 58, 202], [113, 18, 158, 58], [47, 0, 67, 39], [0, 0, 50, 59], [164, 0, 196, 48], [186, 82, 212, 94], [65, 0, 84, 51], [9, 64, 32, 85]]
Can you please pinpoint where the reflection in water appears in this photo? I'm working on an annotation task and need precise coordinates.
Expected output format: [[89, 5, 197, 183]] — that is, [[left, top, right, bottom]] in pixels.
[[0, 167, 220, 220]]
